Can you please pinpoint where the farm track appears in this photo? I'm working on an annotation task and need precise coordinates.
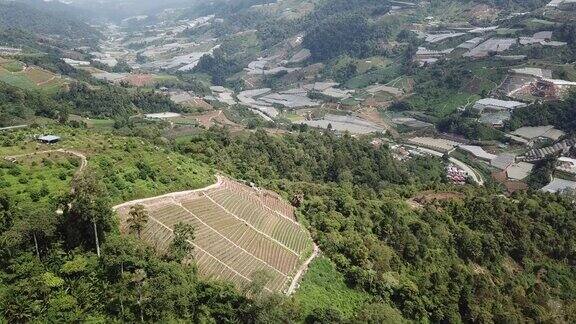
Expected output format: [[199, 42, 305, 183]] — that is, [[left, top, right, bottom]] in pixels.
[[4, 149, 88, 174]]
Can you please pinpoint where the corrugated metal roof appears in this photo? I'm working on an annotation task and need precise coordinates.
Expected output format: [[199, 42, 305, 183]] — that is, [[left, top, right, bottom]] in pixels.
[[38, 135, 60, 142], [491, 154, 516, 170], [541, 179, 576, 193]]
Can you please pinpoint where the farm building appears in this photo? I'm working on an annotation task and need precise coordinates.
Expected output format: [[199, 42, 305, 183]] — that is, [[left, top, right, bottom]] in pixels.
[[557, 157, 576, 174], [478, 111, 511, 127], [506, 162, 534, 180], [457, 37, 484, 50], [446, 164, 468, 185], [473, 98, 527, 112], [521, 138, 576, 162], [392, 117, 434, 130], [541, 178, 576, 193], [469, 26, 499, 34], [547, 0, 576, 9], [415, 47, 453, 66], [495, 55, 527, 61], [458, 145, 497, 161], [425, 32, 465, 43], [301, 114, 385, 135], [511, 126, 565, 141], [511, 68, 553, 78], [519, 31, 565, 46], [38, 135, 61, 144], [145, 112, 182, 119], [491, 154, 516, 170], [63, 58, 91, 67], [505, 134, 530, 145], [464, 38, 516, 58], [408, 137, 460, 153]]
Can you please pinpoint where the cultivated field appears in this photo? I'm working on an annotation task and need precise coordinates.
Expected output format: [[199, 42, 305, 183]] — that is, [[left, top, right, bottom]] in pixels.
[[0, 60, 67, 92], [115, 177, 314, 293]]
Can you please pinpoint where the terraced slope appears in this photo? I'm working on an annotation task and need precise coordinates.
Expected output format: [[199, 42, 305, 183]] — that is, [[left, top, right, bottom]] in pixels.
[[115, 177, 314, 293]]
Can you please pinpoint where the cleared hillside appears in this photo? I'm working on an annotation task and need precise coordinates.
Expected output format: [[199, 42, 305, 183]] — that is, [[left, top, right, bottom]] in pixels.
[[115, 177, 314, 293]]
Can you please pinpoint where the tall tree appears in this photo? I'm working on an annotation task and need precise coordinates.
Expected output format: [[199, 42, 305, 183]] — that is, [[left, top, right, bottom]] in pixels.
[[68, 169, 113, 257], [0, 203, 56, 260], [127, 204, 149, 239], [169, 222, 195, 263]]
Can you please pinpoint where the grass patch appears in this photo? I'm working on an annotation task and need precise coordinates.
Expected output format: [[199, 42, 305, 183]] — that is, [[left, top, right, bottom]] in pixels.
[[281, 112, 304, 122], [346, 64, 401, 89], [0, 67, 38, 89], [1, 60, 25, 72], [407, 90, 480, 118], [293, 256, 371, 318], [0, 63, 66, 93], [357, 57, 392, 74]]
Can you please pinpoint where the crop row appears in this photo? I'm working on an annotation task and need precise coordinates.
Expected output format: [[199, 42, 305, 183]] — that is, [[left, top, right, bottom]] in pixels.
[[206, 188, 311, 253], [140, 217, 288, 291], [221, 179, 296, 220], [179, 197, 300, 274], [148, 204, 291, 290]]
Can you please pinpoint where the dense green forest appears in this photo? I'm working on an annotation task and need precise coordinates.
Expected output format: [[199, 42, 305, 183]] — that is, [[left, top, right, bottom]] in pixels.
[[60, 83, 182, 118], [0, 28, 45, 51], [438, 115, 505, 141], [508, 92, 576, 133], [176, 128, 576, 322], [0, 169, 288, 322], [0, 82, 65, 127], [0, 1, 99, 46], [1, 122, 575, 322], [2, 0, 576, 321]]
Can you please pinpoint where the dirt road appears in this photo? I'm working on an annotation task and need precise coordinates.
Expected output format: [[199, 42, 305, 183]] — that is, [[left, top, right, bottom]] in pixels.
[[287, 243, 320, 295]]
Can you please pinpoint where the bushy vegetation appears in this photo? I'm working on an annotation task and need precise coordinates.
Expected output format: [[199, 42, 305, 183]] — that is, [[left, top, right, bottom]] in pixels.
[[194, 48, 243, 86], [0, 1, 99, 46], [60, 83, 182, 118], [508, 92, 576, 133], [439, 115, 505, 141], [0, 82, 65, 127], [176, 127, 576, 322], [304, 13, 379, 61]]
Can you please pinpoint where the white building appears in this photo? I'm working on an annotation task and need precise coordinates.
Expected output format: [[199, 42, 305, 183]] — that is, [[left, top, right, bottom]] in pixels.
[[473, 98, 527, 112]]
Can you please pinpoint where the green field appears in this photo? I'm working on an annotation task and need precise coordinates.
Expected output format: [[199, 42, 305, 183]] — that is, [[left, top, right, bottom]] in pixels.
[[346, 64, 401, 89], [2, 60, 25, 72], [0, 61, 67, 93], [0, 126, 215, 204], [293, 257, 372, 318]]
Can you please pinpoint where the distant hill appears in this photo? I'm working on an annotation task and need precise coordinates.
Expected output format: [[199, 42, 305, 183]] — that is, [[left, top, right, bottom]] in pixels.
[[0, 1, 100, 46], [61, 0, 203, 21]]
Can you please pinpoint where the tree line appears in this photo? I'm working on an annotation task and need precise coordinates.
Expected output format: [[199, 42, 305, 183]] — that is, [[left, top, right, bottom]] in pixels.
[[176, 127, 576, 322]]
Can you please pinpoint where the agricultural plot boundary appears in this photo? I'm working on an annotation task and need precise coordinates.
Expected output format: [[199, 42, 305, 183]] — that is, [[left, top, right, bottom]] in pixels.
[[114, 176, 316, 294]]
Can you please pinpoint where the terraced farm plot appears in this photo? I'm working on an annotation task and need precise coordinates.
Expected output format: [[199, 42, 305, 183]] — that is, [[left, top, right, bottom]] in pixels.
[[0, 63, 67, 92], [115, 177, 314, 293]]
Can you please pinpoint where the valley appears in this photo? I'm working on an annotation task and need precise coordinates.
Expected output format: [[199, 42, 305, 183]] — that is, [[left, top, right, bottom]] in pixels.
[[0, 0, 575, 323]]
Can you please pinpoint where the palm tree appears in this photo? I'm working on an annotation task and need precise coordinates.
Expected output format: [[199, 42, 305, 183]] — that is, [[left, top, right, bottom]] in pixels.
[[127, 204, 149, 239]]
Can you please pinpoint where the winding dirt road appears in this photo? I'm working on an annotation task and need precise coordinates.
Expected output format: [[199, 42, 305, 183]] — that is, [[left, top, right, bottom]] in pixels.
[[4, 149, 88, 174]]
